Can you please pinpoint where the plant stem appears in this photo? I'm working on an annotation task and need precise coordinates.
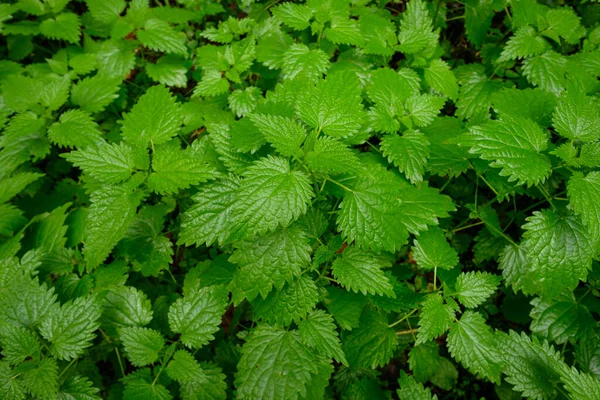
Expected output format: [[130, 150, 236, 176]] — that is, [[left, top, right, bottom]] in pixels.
[[396, 328, 418, 336], [388, 308, 418, 328]]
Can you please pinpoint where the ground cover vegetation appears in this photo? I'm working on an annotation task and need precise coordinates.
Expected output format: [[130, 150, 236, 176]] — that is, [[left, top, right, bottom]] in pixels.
[[1, 0, 600, 398]]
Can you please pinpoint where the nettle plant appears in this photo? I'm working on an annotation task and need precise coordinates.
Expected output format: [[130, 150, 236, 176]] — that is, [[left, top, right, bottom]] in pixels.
[[1, 0, 600, 399]]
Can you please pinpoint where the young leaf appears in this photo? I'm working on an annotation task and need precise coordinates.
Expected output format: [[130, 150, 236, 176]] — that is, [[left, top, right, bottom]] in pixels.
[[296, 71, 365, 138], [119, 326, 165, 367], [447, 311, 502, 383], [168, 285, 228, 349], [166, 350, 203, 383], [70, 74, 121, 113], [178, 178, 240, 247], [137, 19, 187, 56], [235, 325, 317, 400], [298, 310, 348, 366], [416, 293, 455, 345], [83, 186, 143, 269], [252, 275, 319, 326], [231, 156, 313, 237], [247, 113, 306, 157], [397, 372, 438, 400], [553, 89, 600, 143], [467, 115, 551, 186], [331, 247, 394, 297], [455, 271, 500, 308], [63, 142, 140, 184], [411, 227, 458, 271], [381, 131, 430, 184], [121, 85, 183, 148], [39, 296, 101, 361], [228, 224, 310, 304], [521, 209, 594, 298]]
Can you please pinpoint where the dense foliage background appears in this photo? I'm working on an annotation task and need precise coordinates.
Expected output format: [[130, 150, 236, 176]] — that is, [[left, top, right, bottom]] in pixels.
[[1, 0, 600, 399]]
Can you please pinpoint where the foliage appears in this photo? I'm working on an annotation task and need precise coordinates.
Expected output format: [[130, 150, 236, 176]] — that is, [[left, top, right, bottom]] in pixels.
[[0, 0, 599, 399]]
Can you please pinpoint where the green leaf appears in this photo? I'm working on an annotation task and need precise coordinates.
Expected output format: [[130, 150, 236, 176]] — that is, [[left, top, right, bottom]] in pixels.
[[491, 87, 556, 128], [498, 25, 550, 61], [521, 209, 594, 298], [455, 271, 500, 308], [530, 296, 595, 345], [561, 367, 600, 400], [47, 110, 103, 148], [96, 39, 136, 79], [247, 113, 306, 157], [409, 342, 441, 383], [298, 310, 348, 366], [119, 326, 164, 367], [179, 178, 240, 247], [85, 0, 126, 23], [296, 71, 364, 138], [324, 286, 367, 331], [39, 76, 70, 111], [343, 310, 397, 369], [39, 12, 80, 43], [121, 85, 183, 148], [0, 361, 24, 400], [146, 55, 189, 88], [467, 115, 551, 186], [0, 280, 58, 329], [456, 73, 502, 121], [411, 227, 458, 270], [179, 362, 227, 400], [381, 131, 429, 184], [228, 224, 310, 304], [325, 16, 363, 46], [424, 59, 458, 100], [447, 311, 502, 383], [541, 8, 586, 45], [568, 172, 600, 247], [58, 375, 101, 400], [148, 142, 215, 195], [228, 87, 260, 117], [123, 370, 172, 400], [138, 19, 187, 56], [19, 358, 58, 400], [70, 75, 121, 113], [416, 293, 455, 346], [398, 0, 438, 55], [0, 172, 44, 205], [337, 171, 409, 253], [553, 89, 600, 143], [252, 275, 319, 326], [331, 247, 394, 297], [397, 371, 438, 400], [464, 0, 494, 48], [0, 324, 40, 365], [83, 185, 143, 269], [359, 13, 397, 56], [39, 295, 101, 361], [235, 325, 317, 400], [101, 286, 153, 329], [522, 51, 567, 95], [497, 330, 564, 400], [305, 136, 361, 174], [404, 94, 445, 128], [168, 285, 228, 349], [231, 156, 313, 237], [281, 43, 329, 82], [63, 142, 139, 184], [271, 3, 313, 30], [166, 350, 203, 383]]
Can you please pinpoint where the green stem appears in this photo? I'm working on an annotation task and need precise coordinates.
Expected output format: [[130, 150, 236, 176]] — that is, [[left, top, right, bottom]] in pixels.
[[326, 178, 354, 192], [452, 221, 485, 233], [58, 358, 77, 380], [115, 347, 125, 378], [538, 185, 557, 211], [388, 308, 418, 328]]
